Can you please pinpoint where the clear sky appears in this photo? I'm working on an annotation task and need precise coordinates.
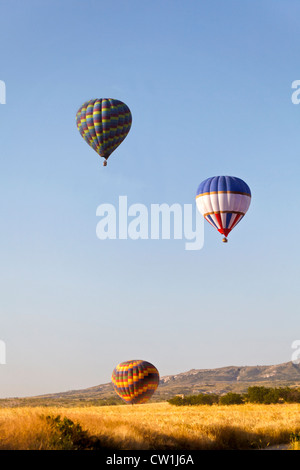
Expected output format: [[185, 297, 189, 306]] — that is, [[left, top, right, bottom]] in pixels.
[[0, 0, 300, 398]]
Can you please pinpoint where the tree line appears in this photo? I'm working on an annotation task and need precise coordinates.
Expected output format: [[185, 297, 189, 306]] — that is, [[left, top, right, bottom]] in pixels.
[[168, 386, 300, 406]]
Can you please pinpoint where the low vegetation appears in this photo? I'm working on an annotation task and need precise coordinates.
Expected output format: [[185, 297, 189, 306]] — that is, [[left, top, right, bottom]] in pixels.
[[0, 402, 300, 450], [0, 396, 123, 409], [168, 386, 300, 406], [247, 386, 300, 404]]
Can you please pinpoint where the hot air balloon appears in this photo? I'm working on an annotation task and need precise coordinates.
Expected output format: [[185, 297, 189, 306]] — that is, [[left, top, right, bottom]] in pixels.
[[111, 360, 159, 404], [196, 176, 251, 243], [76, 98, 132, 166]]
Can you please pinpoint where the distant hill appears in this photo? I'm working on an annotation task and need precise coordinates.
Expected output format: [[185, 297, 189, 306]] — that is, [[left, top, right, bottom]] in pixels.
[[1, 361, 300, 407], [158, 361, 300, 396]]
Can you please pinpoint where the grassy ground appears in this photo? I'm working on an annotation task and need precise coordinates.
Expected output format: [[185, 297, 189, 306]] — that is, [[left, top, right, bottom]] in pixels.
[[0, 402, 300, 450]]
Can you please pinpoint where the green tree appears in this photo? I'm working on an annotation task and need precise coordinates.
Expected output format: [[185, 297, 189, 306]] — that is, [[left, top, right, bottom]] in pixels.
[[167, 396, 185, 406], [219, 392, 244, 405]]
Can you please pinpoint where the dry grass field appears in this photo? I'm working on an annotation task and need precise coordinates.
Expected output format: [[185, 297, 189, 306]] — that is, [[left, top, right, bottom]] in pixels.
[[0, 402, 300, 450]]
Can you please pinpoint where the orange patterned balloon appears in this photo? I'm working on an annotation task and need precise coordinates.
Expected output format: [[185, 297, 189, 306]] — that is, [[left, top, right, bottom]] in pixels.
[[111, 360, 159, 404]]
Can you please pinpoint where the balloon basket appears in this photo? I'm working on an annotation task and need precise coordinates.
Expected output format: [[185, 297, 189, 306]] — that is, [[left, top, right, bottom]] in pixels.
[[222, 237, 228, 243]]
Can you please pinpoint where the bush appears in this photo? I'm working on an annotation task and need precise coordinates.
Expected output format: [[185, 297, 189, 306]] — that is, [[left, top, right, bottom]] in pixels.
[[219, 393, 244, 405], [167, 396, 185, 406], [281, 388, 300, 403], [168, 386, 300, 407], [246, 386, 300, 404], [44, 415, 104, 450], [168, 393, 219, 406]]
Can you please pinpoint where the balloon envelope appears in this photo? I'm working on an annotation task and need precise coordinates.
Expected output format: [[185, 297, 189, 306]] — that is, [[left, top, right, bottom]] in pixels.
[[76, 98, 132, 164], [196, 175, 251, 238], [111, 360, 159, 404]]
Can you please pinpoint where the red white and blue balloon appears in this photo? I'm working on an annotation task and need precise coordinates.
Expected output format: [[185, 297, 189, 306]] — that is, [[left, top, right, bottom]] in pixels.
[[196, 176, 251, 242]]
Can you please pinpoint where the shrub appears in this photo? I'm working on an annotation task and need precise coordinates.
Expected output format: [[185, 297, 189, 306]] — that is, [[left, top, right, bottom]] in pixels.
[[246, 386, 300, 404], [44, 415, 104, 450], [168, 393, 219, 406], [167, 396, 185, 406], [219, 393, 244, 405], [168, 386, 300, 407]]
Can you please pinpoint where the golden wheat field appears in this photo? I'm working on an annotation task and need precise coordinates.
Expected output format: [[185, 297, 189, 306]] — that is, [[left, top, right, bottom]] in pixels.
[[0, 402, 300, 450]]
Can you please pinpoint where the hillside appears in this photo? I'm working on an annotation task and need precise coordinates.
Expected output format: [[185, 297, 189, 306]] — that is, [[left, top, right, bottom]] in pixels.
[[1, 361, 300, 407]]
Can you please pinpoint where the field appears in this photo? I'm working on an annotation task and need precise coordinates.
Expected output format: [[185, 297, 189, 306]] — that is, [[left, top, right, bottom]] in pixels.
[[0, 402, 300, 450]]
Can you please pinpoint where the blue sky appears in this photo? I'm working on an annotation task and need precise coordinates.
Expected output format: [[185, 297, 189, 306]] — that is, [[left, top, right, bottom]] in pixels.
[[0, 0, 300, 397]]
